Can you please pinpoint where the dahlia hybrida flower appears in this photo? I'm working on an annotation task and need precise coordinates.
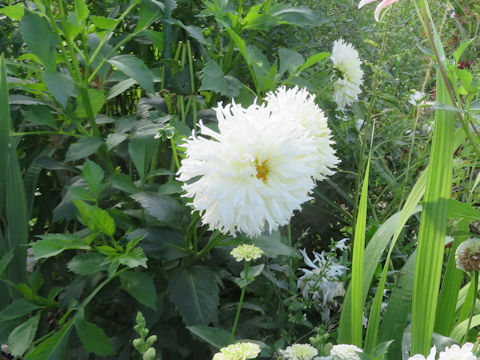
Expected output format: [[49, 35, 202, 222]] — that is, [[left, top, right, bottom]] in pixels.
[[408, 346, 437, 360], [438, 343, 476, 360], [358, 0, 399, 22], [455, 237, 480, 272], [279, 343, 319, 360], [264, 86, 340, 181], [331, 39, 364, 110], [212, 342, 261, 360], [231, 244, 263, 262], [177, 101, 318, 238], [330, 344, 363, 360]]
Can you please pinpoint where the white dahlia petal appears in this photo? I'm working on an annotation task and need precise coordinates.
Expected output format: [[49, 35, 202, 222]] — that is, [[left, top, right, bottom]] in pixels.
[[439, 343, 476, 360], [331, 39, 364, 110], [177, 101, 318, 237], [330, 344, 363, 360]]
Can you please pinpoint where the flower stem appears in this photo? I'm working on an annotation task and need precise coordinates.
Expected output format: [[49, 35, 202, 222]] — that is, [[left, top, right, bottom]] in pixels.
[[230, 261, 250, 342], [464, 270, 478, 344]]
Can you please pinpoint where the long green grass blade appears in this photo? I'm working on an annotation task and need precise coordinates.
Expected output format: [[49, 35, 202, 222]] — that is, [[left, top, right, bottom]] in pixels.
[[364, 169, 427, 351], [410, 71, 455, 354], [450, 315, 480, 342], [350, 157, 371, 347], [0, 55, 9, 217], [379, 251, 417, 360]]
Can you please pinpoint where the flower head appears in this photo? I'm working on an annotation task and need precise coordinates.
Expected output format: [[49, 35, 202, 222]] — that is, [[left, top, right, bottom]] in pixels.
[[408, 346, 436, 360], [408, 91, 433, 107], [231, 244, 263, 262], [264, 86, 340, 180], [212, 342, 261, 360], [358, 0, 399, 22], [330, 344, 363, 360], [177, 101, 318, 237], [438, 343, 476, 360], [455, 238, 480, 272], [279, 343, 318, 360], [331, 40, 363, 110]]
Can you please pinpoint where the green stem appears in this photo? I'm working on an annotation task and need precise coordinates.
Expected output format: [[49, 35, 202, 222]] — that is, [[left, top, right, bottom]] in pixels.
[[170, 137, 181, 170], [231, 261, 250, 342], [464, 271, 478, 344]]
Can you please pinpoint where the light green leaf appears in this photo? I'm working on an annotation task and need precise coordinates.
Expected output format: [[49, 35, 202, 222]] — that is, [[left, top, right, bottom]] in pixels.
[[67, 253, 108, 275], [21, 11, 57, 71], [299, 52, 330, 72], [8, 313, 40, 357], [108, 55, 154, 93], [268, 5, 330, 27], [75, 0, 89, 22], [65, 136, 104, 162], [90, 15, 120, 30], [447, 199, 480, 219], [74, 319, 114, 355], [120, 271, 156, 309], [168, 266, 219, 325], [75, 89, 105, 117], [32, 234, 89, 259], [117, 247, 148, 269], [0, 5, 25, 21], [82, 160, 104, 199]]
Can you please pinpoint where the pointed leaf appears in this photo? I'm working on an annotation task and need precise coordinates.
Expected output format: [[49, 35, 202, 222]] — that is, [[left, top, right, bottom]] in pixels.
[[8, 313, 40, 357], [75, 319, 114, 355], [119, 270, 156, 309], [107, 55, 154, 93]]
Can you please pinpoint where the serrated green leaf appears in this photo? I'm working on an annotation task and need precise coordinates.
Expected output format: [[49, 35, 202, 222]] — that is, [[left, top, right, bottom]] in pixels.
[[8, 313, 40, 357], [107, 55, 154, 93], [65, 136, 103, 162], [0, 299, 42, 321], [32, 234, 89, 259], [82, 160, 104, 199], [43, 72, 75, 108], [117, 247, 147, 268], [26, 321, 73, 360], [21, 11, 57, 71], [75, 319, 114, 355], [75, 0, 89, 22], [120, 270, 156, 309], [67, 253, 108, 275], [90, 15, 119, 30], [168, 266, 219, 325]]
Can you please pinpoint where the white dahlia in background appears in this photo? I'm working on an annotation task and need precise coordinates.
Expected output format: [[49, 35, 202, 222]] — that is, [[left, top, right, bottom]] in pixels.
[[212, 342, 261, 360], [455, 237, 480, 272], [279, 343, 318, 360], [264, 86, 340, 180], [438, 343, 476, 360], [330, 344, 363, 360], [331, 39, 363, 110], [177, 102, 318, 237], [408, 346, 437, 360]]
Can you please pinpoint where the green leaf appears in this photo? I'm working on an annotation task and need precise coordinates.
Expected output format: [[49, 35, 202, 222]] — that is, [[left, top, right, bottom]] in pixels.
[[65, 136, 104, 162], [74, 201, 116, 237], [67, 253, 108, 275], [119, 271, 157, 309], [470, 99, 480, 111], [82, 160, 104, 199], [187, 325, 231, 349], [22, 105, 57, 129], [32, 234, 89, 259], [0, 249, 14, 277], [131, 192, 188, 230], [26, 321, 73, 360], [411, 69, 455, 355], [21, 11, 57, 71], [0, 4, 25, 21], [117, 247, 148, 269], [107, 55, 154, 93], [106, 133, 128, 149], [43, 72, 75, 108], [447, 199, 480, 220], [168, 266, 219, 325], [268, 5, 330, 27], [75, 89, 105, 117], [298, 52, 330, 72], [75, 0, 89, 22], [90, 15, 120, 30], [8, 313, 40, 357], [0, 55, 10, 214], [135, 0, 164, 32], [0, 299, 42, 321], [128, 132, 159, 185], [199, 60, 241, 98], [450, 315, 480, 342], [74, 319, 114, 355], [110, 173, 138, 194], [106, 78, 137, 100], [278, 48, 304, 78]]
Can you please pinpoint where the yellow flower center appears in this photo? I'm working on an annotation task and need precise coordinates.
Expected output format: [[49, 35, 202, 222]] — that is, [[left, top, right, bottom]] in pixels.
[[255, 159, 269, 182]]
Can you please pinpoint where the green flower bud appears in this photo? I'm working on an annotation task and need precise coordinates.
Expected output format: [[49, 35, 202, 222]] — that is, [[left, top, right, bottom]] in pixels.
[[143, 347, 156, 360]]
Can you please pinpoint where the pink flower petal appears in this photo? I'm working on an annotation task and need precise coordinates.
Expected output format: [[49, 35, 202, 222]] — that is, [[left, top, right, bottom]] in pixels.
[[374, 0, 398, 21], [358, 0, 379, 9]]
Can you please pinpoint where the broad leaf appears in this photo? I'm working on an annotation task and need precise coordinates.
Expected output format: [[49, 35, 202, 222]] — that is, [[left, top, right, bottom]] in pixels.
[[0, 299, 42, 321], [65, 137, 104, 162], [32, 234, 89, 259], [119, 271, 156, 309], [199, 60, 241, 98], [8, 313, 40, 357], [82, 160, 104, 199], [22, 105, 56, 129], [67, 253, 108, 275], [75, 89, 105, 117], [168, 266, 219, 325], [26, 321, 73, 360], [74, 319, 114, 355], [43, 72, 75, 108], [108, 55, 154, 93], [187, 325, 231, 349], [0, 4, 25, 20]]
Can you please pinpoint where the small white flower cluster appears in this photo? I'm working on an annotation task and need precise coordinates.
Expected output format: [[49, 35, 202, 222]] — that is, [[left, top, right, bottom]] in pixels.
[[297, 247, 347, 321], [178, 86, 339, 238], [231, 244, 264, 262], [212, 342, 261, 360], [331, 39, 363, 110], [279, 343, 319, 360], [408, 343, 477, 360], [330, 344, 363, 360], [408, 90, 433, 107], [455, 238, 480, 272]]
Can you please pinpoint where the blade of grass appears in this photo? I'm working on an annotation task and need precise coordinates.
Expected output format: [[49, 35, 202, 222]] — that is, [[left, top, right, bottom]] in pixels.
[[364, 169, 428, 352], [410, 71, 455, 354], [0, 55, 9, 217]]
